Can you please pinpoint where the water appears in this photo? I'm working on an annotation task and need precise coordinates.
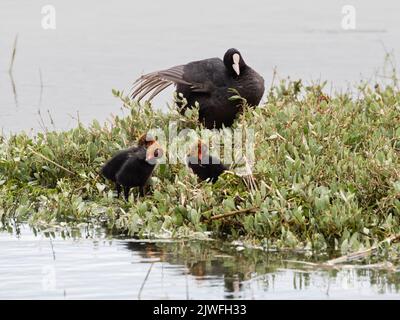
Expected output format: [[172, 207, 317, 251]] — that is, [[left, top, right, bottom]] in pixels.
[[1, 0, 400, 133], [1, 1, 400, 299], [1, 225, 399, 299]]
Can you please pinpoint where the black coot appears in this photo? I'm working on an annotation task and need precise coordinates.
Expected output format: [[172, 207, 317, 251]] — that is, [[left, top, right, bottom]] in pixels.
[[131, 48, 265, 129], [101, 145, 139, 198], [101, 134, 162, 199], [115, 144, 162, 199], [187, 141, 227, 183]]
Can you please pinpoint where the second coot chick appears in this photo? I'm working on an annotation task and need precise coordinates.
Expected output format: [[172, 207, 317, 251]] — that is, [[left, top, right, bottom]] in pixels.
[[187, 140, 227, 183]]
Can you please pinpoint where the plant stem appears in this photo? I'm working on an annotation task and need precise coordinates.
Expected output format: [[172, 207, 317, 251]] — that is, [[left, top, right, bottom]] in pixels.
[[27, 146, 76, 176], [209, 207, 259, 221]]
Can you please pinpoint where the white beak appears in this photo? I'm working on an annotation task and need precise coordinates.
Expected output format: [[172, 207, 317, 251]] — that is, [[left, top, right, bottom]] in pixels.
[[232, 53, 241, 76], [232, 63, 240, 76]]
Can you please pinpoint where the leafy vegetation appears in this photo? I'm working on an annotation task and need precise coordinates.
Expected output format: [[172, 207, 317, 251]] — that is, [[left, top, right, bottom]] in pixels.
[[1, 79, 400, 256]]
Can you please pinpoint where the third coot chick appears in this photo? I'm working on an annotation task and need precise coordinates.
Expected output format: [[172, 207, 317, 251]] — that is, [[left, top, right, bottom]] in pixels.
[[131, 48, 265, 129], [187, 140, 227, 183]]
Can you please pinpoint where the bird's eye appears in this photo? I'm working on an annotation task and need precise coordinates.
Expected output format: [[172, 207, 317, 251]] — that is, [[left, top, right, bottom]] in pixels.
[[154, 148, 163, 158]]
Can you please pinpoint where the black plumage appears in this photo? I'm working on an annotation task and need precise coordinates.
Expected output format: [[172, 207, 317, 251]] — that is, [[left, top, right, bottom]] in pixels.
[[101, 146, 140, 198], [100, 134, 162, 200], [115, 146, 159, 199], [131, 48, 265, 129], [187, 141, 227, 183]]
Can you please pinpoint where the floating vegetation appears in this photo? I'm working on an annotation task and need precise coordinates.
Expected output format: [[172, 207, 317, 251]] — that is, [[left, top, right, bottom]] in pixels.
[[1, 79, 400, 260]]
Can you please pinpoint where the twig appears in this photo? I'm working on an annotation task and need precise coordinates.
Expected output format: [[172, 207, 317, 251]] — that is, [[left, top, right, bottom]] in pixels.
[[47, 109, 56, 131], [9, 73, 18, 108], [283, 259, 397, 271], [7, 35, 19, 107], [8, 34, 18, 75], [269, 66, 277, 94], [138, 263, 154, 300], [283, 259, 320, 267], [209, 207, 259, 221], [27, 146, 76, 176], [326, 234, 400, 265], [37, 109, 48, 133]]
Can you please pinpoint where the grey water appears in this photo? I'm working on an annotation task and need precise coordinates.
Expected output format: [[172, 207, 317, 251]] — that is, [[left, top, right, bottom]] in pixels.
[[1, 1, 400, 299], [1, 0, 400, 133], [1, 225, 400, 300]]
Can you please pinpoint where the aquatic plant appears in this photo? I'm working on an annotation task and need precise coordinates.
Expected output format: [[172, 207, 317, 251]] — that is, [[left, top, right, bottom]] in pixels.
[[0, 79, 399, 256]]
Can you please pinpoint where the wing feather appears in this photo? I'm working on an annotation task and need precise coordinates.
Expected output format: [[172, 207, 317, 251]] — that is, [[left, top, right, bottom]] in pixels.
[[130, 65, 191, 101]]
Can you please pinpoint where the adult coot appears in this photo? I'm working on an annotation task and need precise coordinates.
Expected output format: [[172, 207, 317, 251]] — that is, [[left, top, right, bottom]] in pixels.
[[187, 140, 227, 183], [131, 48, 265, 129], [101, 134, 162, 199]]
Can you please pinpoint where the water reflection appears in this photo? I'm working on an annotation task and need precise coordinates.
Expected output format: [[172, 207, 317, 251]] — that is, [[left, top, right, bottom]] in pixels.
[[0, 225, 399, 299], [123, 241, 400, 298]]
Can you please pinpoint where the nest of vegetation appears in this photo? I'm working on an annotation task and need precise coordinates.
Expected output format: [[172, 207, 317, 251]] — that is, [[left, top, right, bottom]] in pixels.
[[1, 79, 400, 256]]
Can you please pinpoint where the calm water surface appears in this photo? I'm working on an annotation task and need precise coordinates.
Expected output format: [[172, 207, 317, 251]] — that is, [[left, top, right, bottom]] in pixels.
[[1, 225, 399, 299], [1, 1, 400, 299], [1, 0, 400, 133]]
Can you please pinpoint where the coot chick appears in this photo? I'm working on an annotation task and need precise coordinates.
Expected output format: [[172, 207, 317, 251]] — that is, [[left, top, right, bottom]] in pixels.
[[115, 137, 162, 200], [101, 134, 162, 199], [131, 48, 265, 129], [187, 140, 227, 183]]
